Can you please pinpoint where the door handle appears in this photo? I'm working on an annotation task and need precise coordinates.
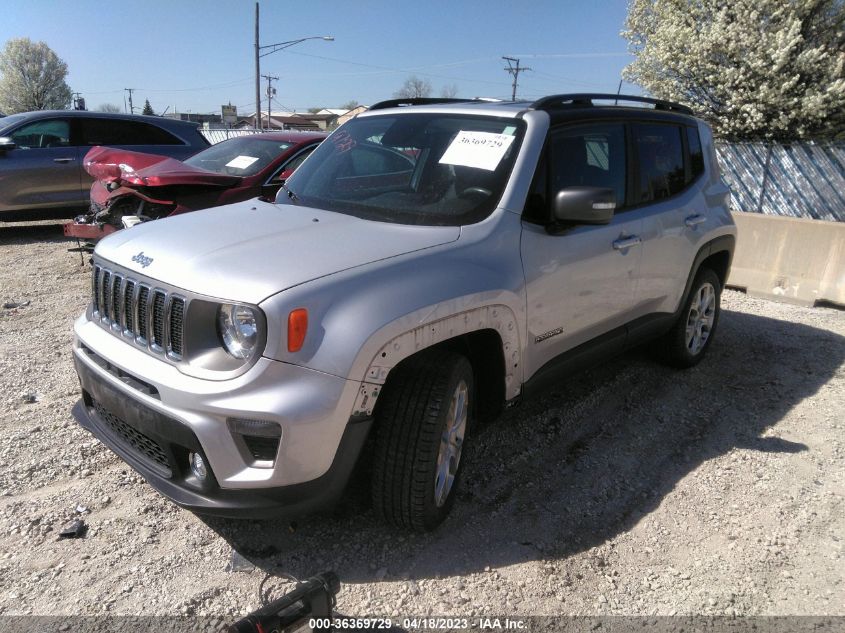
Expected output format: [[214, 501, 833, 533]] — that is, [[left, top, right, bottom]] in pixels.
[[685, 214, 706, 227], [612, 236, 642, 250], [53, 157, 76, 163]]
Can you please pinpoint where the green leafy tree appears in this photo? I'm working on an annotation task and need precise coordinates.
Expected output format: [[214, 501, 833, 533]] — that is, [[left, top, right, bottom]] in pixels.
[[0, 38, 72, 113], [142, 99, 154, 115], [394, 75, 432, 99], [623, 0, 845, 140]]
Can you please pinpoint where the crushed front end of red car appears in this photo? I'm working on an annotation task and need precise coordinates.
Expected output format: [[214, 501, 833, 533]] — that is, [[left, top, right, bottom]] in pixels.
[[64, 145, 242, 243]]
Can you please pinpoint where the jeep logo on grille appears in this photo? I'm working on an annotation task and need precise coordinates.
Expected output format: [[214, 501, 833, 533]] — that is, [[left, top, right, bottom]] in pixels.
[[131, 251, 153, 268]]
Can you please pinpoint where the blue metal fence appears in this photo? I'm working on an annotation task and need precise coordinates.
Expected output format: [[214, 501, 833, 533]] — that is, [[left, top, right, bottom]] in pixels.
[[716, 141, 845, 222]]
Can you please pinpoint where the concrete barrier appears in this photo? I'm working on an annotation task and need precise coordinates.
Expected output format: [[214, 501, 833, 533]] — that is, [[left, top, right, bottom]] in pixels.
[[726, 212, 845, 307]]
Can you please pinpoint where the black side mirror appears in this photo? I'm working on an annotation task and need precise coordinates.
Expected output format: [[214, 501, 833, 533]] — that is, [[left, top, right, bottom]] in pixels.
[[552, 187, 615, 225], [0, 137, 16, 151]]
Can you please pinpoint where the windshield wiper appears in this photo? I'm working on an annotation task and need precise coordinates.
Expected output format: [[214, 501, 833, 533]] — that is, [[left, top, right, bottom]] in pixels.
[[280, 182, 299, 202]]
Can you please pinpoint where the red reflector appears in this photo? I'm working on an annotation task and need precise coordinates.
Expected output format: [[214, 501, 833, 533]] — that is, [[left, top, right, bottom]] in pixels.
[[287, 308, 308, 352]]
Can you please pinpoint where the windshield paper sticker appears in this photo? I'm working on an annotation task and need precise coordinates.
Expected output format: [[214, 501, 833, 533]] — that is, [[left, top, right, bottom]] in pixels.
[[225, 155, 260, 169], [439, 131, 516, 171]]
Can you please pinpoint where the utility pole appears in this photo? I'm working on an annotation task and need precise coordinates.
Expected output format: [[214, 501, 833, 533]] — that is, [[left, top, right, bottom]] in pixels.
[[72, 92, 86, 110], [254, 2, 261, 129], [502, 56, 531, 101], [124, 88, 135, 114], [262, 74, 278, 131]]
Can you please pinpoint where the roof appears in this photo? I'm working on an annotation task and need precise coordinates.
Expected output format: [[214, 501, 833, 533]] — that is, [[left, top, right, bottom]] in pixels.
[[317, 109, 348, 116], [0, 109, 203, 132], [360, 94, 700, 125]]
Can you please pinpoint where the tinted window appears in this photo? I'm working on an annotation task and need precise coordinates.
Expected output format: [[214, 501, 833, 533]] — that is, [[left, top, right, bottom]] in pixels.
[[687, 126, 704, 182], [10, 119, 70, 148], [634, 123, 685, 202], [81, 118, 183, 146], [549, 123, 626, 209]]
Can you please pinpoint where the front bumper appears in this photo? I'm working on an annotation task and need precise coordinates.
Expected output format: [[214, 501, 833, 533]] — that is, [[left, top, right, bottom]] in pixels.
[[72, 314, 372, 518], [70, 397, 371, 519]]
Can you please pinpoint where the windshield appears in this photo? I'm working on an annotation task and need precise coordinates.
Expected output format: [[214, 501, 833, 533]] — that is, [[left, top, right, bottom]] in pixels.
[[278, 113, 525, 226], [184, 137, 293, 176], [0, 113, 29, 134]]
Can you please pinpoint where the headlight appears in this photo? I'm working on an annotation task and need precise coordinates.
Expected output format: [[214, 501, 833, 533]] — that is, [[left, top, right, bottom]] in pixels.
[[217, 303, 259, 360]]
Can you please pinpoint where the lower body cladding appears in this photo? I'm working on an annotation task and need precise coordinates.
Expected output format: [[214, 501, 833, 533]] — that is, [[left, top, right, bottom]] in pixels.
[[70, 316, 371, 519]]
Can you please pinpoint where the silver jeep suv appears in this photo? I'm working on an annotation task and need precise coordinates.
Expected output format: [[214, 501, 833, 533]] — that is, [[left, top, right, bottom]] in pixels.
[[71, 94, 735, 531]]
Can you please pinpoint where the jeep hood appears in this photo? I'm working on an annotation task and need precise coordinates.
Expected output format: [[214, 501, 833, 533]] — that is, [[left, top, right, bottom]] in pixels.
[[95, 199, 461, 303], [84, 146, 240, 188]]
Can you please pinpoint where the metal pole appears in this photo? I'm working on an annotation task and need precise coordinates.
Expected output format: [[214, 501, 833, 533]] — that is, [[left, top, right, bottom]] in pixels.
[[757, 144, 773, 214], [254, 2, 261, 130]]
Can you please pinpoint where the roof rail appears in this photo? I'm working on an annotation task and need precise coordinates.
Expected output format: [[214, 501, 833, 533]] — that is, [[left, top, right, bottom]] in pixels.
[[530, 93, 693, 115], [369, 97, 485, 111]]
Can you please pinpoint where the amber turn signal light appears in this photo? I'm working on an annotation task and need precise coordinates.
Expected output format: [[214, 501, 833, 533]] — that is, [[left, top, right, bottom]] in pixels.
[[287, 308, 308, 352]]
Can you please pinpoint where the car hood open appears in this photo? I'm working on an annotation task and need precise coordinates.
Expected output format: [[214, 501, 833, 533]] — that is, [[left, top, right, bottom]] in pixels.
[[83, 146, 241, 188], [94, 199, 461, 304]]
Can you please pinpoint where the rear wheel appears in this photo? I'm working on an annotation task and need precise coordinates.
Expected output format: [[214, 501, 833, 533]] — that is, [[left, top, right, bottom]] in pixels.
[[655, 267, 721, 368], [371, 349, 473, 532]]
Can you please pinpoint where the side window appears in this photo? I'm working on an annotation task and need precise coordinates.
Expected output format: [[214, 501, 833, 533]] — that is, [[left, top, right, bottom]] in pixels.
[[10, 119, 71, 148], [275, 146, 315, 180], [549, 123, 626, 210], [81, 118, 183, 146], [687, 126, 705, 182], [633, 123, 685, 202]]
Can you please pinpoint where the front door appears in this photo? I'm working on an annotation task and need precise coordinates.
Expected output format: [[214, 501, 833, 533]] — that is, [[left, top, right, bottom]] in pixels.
[[521, 121, 643, 379], [0, 118, 83, 213]]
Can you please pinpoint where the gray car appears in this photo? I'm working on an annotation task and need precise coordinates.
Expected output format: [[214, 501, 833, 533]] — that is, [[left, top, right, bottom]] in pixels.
[[0, 110, 209, 220], [70, 94, 736, 531]]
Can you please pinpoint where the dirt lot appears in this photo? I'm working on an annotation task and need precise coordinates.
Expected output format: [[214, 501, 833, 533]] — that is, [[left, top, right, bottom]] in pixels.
[[0, 221, 843, 622]]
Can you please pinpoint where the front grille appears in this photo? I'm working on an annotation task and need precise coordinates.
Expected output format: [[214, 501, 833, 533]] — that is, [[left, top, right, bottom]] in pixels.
[[137, 286, 149, 341], [151, 291, 166, 348], [169, 298, 185, 356], [123, 280, 135, 334], [92, 264, 186, 361], [92, 398, 171, 477]]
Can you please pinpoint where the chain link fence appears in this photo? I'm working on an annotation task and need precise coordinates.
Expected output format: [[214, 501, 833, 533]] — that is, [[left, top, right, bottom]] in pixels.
[[716, 141, 845, 222]]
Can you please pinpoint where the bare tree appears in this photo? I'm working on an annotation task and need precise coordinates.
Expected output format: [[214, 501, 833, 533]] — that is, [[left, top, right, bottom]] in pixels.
[[394, 75, 432, 99], [440, 84, 459, 98], [97, 103, 122, 113], [0, 38, 72, 113], [340, 100, 359, 110]]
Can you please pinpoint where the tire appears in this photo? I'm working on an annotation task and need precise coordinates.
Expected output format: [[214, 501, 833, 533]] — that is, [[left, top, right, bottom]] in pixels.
[[655, 267, 722, 368], [371, 349, 473, 532]]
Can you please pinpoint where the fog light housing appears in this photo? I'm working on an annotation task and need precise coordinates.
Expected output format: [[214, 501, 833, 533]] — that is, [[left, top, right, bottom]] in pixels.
[[189, 452, 208, 481]]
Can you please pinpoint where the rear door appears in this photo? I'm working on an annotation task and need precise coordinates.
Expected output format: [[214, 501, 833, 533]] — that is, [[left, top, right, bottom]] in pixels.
[[0, 117, 84, 213], [631, 122, 709, 317], [521, 121, 644, 378]]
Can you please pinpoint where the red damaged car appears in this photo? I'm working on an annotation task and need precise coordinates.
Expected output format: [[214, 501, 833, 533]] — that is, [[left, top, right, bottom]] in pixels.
[[64, 131, 326, 241]]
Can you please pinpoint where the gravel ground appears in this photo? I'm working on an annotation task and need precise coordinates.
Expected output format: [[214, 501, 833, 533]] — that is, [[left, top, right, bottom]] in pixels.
[[0, 221, 843, 621]]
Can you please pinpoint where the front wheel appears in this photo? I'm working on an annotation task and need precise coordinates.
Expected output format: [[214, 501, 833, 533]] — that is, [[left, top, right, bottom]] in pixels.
[[655, 267, 722, 368], [371, 349, 473, 532]]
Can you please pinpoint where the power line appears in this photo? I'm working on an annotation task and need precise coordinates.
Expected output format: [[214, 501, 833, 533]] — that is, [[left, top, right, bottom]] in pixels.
[[502, 56, 531, 101]]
